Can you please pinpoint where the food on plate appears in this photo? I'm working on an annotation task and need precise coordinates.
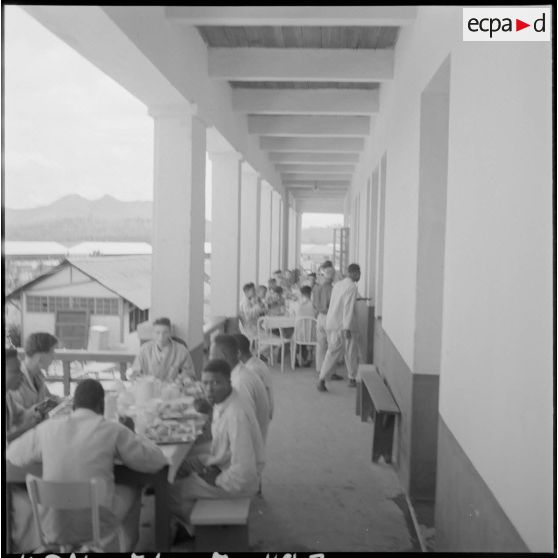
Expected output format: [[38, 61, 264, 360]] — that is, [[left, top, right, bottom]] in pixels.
[[144, 419, 198, 443]]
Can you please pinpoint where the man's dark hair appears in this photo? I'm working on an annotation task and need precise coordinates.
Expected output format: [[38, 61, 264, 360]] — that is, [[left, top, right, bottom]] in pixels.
[[153, 317, 171, 328], [300, 285, 312, 298], [243, 282, 255, 294], [321, 260, 333, 269], [273, 286, 283, 295], [348, 263, 361, 274], [203, 358, 232, 378], [232, 333, 251, 355], [24, 333, 58, 357], [213, 334, 239, 360], [73, 379, 105, 414]]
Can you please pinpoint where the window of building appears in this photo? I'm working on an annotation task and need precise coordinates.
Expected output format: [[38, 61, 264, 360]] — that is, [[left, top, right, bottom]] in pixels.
[[95, 298, 119, 315], [26, 295, 119, 315], [129, 306, 149, 333], [26, 295, 49, 312]]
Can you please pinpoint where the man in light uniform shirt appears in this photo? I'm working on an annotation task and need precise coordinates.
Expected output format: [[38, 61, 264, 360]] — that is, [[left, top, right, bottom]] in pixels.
[[6, 379, 168, 552], [233, 333, 274, 420], [170, 359, 265, 529], [312, 262, 336, 373], [317, 263, 361, 392], [131, 317, 196, 382], [210, 334, 271, 443]]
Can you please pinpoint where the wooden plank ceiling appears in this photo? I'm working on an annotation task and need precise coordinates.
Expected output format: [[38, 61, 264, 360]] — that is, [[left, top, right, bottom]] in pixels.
[[166, 9, 411, 212], [196, 25, 399, 49]]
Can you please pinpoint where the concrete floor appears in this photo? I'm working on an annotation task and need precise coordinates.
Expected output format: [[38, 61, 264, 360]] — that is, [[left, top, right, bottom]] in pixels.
[[138, 361, 420, 553]]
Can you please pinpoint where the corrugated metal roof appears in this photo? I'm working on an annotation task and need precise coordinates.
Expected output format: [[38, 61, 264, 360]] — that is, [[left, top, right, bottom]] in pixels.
[[4, 241, 68, 256], [68, 242, 152, 256], [68, 255, 152, 310]]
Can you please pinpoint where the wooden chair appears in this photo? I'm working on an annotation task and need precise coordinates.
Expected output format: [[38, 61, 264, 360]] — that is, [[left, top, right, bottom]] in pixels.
[[256, 316, 292, 373], [290, 316, 318, 370], [26, 474, 126, 553]]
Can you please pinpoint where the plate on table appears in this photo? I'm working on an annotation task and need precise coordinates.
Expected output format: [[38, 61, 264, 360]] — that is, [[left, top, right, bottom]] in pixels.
[[144, 419, 199, 445]]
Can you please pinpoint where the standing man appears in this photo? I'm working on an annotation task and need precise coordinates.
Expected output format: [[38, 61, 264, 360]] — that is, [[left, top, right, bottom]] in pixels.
[[313, 261, 336, 374], [317, 263, 361, 392]]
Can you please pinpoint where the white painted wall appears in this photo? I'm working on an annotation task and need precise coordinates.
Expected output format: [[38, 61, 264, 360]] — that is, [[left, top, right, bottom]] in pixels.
[[349, 6, 553, 551]]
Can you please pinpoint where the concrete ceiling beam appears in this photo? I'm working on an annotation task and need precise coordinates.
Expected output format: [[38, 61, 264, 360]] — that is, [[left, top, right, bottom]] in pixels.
[[276, 164, 355, 173], [165, 6, 417, 26], [270, 152, 359, 163], [261, 137, 364, 152], [248, 115, 370, 137], [232, 88, 379, 115], [282, 172, 353, 182], [209, 48, 394, 82]]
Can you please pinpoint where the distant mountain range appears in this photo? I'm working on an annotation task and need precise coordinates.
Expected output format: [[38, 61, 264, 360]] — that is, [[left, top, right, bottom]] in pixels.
[[4, 194, 211, 245], [4, 193, 335, 245]]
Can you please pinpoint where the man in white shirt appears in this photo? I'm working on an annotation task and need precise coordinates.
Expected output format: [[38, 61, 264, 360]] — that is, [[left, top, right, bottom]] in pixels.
[[6, 379, 168, 552], [233, 333, 274, 421], [317, 263, 361, 392], [131, 317, 196, 382], [210, 334, 271, 443], [169, 359, 265, 528]]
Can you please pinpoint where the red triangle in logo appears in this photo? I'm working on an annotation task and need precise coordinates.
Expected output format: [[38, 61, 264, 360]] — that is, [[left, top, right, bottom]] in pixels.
[[516, 19, 530, 31]]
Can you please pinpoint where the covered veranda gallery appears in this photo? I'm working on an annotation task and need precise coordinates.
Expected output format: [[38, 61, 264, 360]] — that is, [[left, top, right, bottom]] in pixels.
[[9, 5, 553, 553]]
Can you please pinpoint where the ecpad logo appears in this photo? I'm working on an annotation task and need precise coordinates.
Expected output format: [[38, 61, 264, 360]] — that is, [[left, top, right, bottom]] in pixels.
[[463, 8, 551, 41]]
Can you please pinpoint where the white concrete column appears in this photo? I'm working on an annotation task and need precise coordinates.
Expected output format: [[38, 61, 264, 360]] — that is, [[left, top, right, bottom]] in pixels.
[[295, 211, 302, 269], [259, 182, 272, 283], [270, 191, 281, 272], [209, 150, 242, 317], [281, 193, 289, 270], [240, 163, 261, 287], [288, 203, 297, 268], [149, 103, 206, 350]]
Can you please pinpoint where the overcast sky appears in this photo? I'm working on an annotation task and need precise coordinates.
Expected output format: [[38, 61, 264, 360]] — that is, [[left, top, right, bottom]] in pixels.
[[3, 6, 343, 227]]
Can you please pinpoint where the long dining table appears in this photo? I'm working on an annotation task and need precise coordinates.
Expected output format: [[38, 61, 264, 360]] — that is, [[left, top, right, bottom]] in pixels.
[[6, 430, 200, 553]]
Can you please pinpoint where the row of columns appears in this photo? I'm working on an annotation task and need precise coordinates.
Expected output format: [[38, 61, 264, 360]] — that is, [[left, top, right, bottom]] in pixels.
[[148, 104, 301, 353]]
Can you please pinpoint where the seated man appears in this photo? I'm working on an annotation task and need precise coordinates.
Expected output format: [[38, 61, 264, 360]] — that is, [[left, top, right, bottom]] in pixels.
[[132, 317, 195, 382], [7, 379, 168, 552], [238, 282, 265, 338], [266, 286, 287, 317], [7, 333, 61, 434], [170, 359, 265, 531], [5, 347, 44, 443], [210, 335, 270, 443], [233, 334, 274, 421]]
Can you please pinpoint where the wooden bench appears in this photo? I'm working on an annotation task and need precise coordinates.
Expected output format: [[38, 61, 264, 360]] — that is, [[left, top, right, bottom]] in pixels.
[[356, 364, 400, 464], [190, 498, 251, 551]]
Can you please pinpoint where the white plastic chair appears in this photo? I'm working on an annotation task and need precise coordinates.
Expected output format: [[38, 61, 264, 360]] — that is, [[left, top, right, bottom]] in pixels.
[[238, 319, 258, 353], [256, 316, 292, 372], [26, 474, 126, 553], [290, 317, 318, 370]]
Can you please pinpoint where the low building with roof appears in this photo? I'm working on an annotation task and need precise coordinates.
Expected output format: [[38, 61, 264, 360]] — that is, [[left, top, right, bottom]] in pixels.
[[6, 255, 152, 351]]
